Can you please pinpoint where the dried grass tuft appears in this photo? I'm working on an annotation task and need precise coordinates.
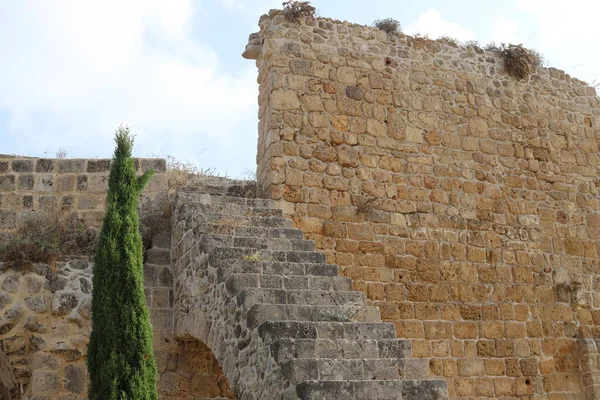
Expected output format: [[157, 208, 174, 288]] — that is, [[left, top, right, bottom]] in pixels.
[[485, 43, 544, 80], [282, 1, 316, 23], [0, 213, 97, 270], [373, 18, 401, 34], [354, 196, 383, 215], [165, 155, 225, 190]]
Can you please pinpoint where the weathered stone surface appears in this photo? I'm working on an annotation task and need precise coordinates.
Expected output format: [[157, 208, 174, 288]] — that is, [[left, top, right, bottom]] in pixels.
[[31, 352, 60, 370], [45, 275, 68, 293], [25, 295, 48, 313], [63, 365, 85, 394], [0, 293, 12, 311], [26, 276, 44, 294], [0, 303, 23, 334], [30, 370, 59, 393], [51, 292, 79, 316], [79, 278, 92, 294], [77, 296, 91, 319]]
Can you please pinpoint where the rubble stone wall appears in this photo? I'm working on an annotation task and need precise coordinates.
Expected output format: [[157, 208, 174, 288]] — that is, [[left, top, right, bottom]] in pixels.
[[253, 10, 600, 399]]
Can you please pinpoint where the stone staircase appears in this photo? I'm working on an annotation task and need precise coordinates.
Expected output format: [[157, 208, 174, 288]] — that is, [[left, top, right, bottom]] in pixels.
[[172, 181, 448, 400]]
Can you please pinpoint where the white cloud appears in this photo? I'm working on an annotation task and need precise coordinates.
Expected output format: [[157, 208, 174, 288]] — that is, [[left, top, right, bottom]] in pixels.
[[405, 9, 476, 41], [219, 0, 245, 10], [513, 0, 600, 85], [487, 17, 521, 44], [0, 0, 258, 160]]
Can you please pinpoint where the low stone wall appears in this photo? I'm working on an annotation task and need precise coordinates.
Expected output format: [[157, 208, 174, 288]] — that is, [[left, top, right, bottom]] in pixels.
[[0, 257, 232, 399], [0, 156, 168, 232]]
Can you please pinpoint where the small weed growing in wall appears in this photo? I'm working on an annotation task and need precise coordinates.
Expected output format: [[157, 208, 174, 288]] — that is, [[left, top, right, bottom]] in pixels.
[[462, 40, 481, 50], [282, 1, 316, 23], [438, 36, 459, 47], [55, 147, 68, 159], [373, 18, 401, 34], [0, 213, 97, 269], [242, 251, 261, 261], [354, 196, 383, 215], [485, 42, 544, 80]]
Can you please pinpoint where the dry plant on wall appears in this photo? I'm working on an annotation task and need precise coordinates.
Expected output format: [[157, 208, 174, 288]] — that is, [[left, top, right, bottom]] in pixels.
[[165, 155, 224, 190], [55, 147, 68, 159], [282, 1, 316, 23], [373, 18, 401, 34], [354, 196, 383, 215], [0, 213, 97, 269], [485, 43, 545, 80]]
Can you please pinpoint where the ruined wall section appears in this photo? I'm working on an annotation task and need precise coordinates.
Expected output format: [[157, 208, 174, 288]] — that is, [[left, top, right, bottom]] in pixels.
[[254, 10, 600, 399]]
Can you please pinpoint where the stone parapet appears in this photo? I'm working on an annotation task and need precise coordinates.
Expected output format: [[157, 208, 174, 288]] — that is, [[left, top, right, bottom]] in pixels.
[[0, 156, 168, 232]]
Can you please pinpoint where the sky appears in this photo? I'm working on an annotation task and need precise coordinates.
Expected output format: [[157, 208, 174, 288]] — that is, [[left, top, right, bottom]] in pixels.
[[0, 0, 598, 178]]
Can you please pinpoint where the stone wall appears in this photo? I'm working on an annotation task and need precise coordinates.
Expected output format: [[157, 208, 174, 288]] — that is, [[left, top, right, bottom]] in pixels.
[[0, 259, 93, 398], [251, 10, 600, 399], [0, 156, 234, 399], [0, 258, 233, 399], [0, 155, 168, 233]]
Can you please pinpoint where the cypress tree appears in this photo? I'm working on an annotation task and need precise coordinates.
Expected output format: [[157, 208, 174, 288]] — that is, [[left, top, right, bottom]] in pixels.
[[87, 127, 157, 399]]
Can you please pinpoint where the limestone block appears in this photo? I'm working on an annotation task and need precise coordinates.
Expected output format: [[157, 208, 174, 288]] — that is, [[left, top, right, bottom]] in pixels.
[[64, 364, 85, 394], [271, 90, 301, 110], [12, 159, 34, 172], [0, 175, 15, 191], [469, 118, 489, 137], [30, 370, 60, 394], [58, 159, 85, 173], [405, 127, 424, 143]]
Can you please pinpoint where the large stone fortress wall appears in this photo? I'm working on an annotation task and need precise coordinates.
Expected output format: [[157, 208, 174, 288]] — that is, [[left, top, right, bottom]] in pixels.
[[252, 10, 600, 399]]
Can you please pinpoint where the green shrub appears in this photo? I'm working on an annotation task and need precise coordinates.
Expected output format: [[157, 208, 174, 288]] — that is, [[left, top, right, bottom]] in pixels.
[[87, 126, 157, 399]]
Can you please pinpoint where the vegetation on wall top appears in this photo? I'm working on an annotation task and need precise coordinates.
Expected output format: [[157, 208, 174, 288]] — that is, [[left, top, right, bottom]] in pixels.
[[282, 1, 316, 22]]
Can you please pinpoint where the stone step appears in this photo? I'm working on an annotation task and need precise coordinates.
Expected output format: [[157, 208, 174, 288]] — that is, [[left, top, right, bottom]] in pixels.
[[236, 288, 365, 308], [199, 235, 314, 253], [281, 358, 405, 384], [270, 338, 410, 364], [208, 247, 326, 266], [181, 200, 282, 217], [195, 224, 304, 240], [145, 248, 171, 265], [151, 231, 172, 248], [290, 379, 449, 400], [258, 321, 397, 344], [223, 273, 352, 292], [215, 260, 339, 281], [233, 237, 314, 252], [210, 202, 283, 217], [200, 212, 293, 228], [210, 193, 272, 208], [234, 226, 304, 240], [246, 304, 381, 328], [178, 182, 259, 200]]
